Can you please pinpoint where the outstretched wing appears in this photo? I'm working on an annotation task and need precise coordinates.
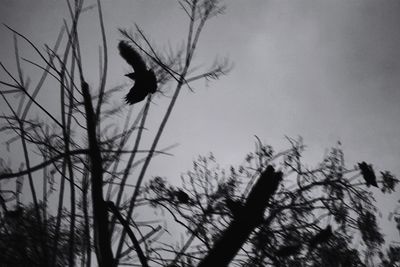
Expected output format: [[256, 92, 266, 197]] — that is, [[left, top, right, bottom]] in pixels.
[[118, 41, 147, 74]]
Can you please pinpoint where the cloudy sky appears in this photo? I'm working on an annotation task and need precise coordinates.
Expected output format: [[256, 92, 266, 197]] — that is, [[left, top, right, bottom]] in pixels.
[[1, 0, 399, 239]]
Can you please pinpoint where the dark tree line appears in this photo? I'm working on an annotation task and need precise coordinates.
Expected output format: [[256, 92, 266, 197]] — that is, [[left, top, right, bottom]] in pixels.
[[144, 139, 399, 266]]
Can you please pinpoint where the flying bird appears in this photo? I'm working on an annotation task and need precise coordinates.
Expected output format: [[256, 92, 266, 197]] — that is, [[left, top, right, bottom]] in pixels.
[[118, 41, 157, 105], [309, 225, 333, 248], [358, 162, 378, 187]]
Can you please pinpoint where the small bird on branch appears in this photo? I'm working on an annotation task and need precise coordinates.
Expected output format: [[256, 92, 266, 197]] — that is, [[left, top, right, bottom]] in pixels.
[[175, 189, 190, 204], [358, 162, 378, 188], [118, 41, 157, 105]]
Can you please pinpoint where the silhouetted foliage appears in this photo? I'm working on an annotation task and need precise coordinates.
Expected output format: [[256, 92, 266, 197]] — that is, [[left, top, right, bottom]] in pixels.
[[379, 245, 400, 267], [0, 0, 230, 266], [0, 0, 398, 266], [0, 203, 84, 267], [309, 225, 333, 249], [145, 139, 399, 266], [276, 244, 302, 258]]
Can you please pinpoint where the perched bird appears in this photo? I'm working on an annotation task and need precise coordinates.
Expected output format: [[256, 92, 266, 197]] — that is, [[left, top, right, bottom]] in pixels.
[[358, 162, 378, 188], [118, 41, 157, 105], [175, 190, 190, 204], [309, 225, 333, 248]]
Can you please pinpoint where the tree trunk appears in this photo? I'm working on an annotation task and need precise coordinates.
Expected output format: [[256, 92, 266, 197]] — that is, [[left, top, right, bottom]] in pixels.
[[198, 165, 282, 267], [82, 81, 114, 267]]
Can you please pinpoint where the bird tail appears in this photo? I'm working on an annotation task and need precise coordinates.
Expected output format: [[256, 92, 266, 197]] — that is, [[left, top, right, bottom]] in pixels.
[[124, 89, 146, 105]]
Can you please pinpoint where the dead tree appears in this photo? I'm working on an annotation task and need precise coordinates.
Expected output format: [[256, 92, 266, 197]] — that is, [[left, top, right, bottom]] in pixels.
[[198, 166, 283, 267]]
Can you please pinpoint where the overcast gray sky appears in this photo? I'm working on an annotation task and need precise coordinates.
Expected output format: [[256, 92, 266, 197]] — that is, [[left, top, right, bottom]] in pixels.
[[1, 0, 399, 240]]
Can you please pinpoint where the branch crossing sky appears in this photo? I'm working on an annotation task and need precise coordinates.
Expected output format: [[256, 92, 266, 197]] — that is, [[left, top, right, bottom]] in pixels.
[[1, 0, 399, 241]]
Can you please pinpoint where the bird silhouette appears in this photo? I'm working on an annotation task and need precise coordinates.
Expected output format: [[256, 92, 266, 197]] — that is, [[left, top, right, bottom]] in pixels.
[[118, 41, 157, 105], [309, 225, 333, 248], [175, 190, 190, 204], [358, 162, 378, 187]]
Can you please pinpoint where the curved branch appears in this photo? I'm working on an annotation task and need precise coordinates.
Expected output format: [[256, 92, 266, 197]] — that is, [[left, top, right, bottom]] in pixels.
[[106, 201, 149, 267], [0, 148, 173, 180]]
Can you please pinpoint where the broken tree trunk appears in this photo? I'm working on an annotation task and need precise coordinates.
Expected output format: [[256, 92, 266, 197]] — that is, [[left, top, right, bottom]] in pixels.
[[198, 165, 282, 267]]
